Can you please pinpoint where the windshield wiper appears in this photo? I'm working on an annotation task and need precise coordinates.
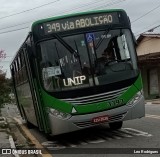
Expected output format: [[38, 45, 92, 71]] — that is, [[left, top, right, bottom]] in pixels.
[[53, 33, 79, 58], [95, 28, 110, 50]]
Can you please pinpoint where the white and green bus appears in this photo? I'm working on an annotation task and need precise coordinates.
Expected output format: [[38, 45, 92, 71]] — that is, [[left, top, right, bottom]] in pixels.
[[10, 9, 145, 135]]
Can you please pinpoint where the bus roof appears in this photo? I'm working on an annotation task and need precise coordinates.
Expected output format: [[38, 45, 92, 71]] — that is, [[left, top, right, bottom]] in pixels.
[[31, 9, 126, 31]]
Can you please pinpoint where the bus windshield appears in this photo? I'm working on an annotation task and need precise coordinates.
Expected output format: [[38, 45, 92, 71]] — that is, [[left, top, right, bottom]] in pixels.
[[37, 29, 137, 92]]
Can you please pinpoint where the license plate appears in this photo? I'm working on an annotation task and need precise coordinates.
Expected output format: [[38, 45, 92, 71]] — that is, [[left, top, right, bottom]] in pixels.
[[92, 115, 109, 123]]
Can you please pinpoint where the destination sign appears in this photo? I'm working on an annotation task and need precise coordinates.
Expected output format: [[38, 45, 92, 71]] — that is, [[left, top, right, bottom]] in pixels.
[[42, 12, 119, 34]]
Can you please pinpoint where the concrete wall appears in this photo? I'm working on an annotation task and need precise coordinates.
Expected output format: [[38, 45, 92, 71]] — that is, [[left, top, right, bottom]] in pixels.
[[137, 36, 160, 99], [140, 66, 160, 99], [137, 37, 160, 56]]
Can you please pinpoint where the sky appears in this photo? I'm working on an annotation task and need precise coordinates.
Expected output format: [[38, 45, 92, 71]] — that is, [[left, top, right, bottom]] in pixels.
[[1, 0, 160, 78]]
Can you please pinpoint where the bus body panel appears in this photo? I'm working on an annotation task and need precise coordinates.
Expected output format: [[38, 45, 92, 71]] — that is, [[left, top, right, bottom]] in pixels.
[[40, 75, 142, 115], [25, 46, 51, 133], [42, 75, 144, 135], [16, 82, 38, 126]]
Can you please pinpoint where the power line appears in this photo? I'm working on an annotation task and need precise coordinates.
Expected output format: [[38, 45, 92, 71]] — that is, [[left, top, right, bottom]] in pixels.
[[0, 0, 122, 35], [134, 15, 160, 36], [0, 0, 121, 32], [135, 23, 160, 37], [131, 3, 160, 23], [0, 21, 31, 31], [0, 0, 106, 31], [1, 0, 160, 37], [43, 0, 124, 20], [0, 0, 60, 20], [0, 27, 28, 35], [0, 61, 11, 62], [95, 0, 127, 10]]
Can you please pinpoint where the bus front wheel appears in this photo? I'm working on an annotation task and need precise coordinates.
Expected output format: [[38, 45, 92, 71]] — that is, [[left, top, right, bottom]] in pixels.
[[109, 121, 123, 130]]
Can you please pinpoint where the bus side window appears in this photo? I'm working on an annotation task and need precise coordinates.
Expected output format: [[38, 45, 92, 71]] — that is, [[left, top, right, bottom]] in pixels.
[[11, 66, 15, 84]]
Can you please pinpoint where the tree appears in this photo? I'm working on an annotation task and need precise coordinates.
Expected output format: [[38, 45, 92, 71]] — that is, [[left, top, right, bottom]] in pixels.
[[0, 70, 12, 108]]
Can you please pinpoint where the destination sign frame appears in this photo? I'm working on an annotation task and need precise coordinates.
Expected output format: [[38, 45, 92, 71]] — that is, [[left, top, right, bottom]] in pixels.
[[42, 12, 120, 34]]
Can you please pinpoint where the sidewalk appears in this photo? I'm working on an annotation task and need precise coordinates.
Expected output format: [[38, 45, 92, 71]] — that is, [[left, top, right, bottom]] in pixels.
[[0, 116, 14, 157], [145, 98, 160, 104], [0, 104, 44, 157]]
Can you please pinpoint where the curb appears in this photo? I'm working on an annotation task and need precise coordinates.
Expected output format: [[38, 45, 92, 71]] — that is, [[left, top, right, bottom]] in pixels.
[[9, 135, 19, 157], [145, 99, 160, 104], [13, 117, 53, 157], [0, 116, 17, 157]]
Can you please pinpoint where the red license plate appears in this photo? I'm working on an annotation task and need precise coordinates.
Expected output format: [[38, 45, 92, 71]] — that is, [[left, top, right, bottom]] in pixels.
[[92, 115, 109, 123]]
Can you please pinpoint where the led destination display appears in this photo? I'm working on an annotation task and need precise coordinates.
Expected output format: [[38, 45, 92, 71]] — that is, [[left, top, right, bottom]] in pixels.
[[42, 12, 119, 34]]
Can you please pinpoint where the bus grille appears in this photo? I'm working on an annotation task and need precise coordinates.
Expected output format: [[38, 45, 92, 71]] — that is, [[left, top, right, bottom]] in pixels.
[[74, 112, 127, 128], [61, 87, 129, 105]]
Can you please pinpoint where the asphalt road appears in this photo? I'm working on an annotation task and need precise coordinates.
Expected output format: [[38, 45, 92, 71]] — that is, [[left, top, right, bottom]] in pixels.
[[3, 102, 160, 157]]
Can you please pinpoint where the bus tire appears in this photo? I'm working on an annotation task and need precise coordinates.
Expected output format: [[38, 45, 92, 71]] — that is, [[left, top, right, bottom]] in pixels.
[[21, 105, 34, 129], [109, 121, 123, 130], [45, 133, 53, 140], [26, 120, 35, 129]]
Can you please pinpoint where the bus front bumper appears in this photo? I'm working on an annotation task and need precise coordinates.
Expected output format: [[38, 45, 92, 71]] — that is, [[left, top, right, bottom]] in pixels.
[[48, 95, 145, 135]]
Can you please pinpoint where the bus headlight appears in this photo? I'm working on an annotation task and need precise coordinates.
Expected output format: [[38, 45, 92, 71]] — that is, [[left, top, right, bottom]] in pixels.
[[128, 90, 142, 107], [49, 108, 71, 119]]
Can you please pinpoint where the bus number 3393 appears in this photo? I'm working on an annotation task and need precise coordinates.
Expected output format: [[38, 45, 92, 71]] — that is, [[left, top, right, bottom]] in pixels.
[[108, 99, 124, 107]]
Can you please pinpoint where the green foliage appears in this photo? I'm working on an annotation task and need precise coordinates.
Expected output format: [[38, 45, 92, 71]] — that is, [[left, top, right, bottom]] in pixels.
[[0, 70, 12, 107]]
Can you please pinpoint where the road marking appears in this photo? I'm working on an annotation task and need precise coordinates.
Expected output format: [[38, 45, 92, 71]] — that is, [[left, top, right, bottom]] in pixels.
[[42, 128, 152, 150], [122, 128, 152, 137], [112, 130, 132, 138], [146, 114, 160, 120], [87, 138, 106, 144], [14, 117, 53, 157]]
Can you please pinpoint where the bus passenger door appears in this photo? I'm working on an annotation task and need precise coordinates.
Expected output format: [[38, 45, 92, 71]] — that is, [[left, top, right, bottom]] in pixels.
[[21, 46, 39, 128], [23, 45, 48, 133]]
